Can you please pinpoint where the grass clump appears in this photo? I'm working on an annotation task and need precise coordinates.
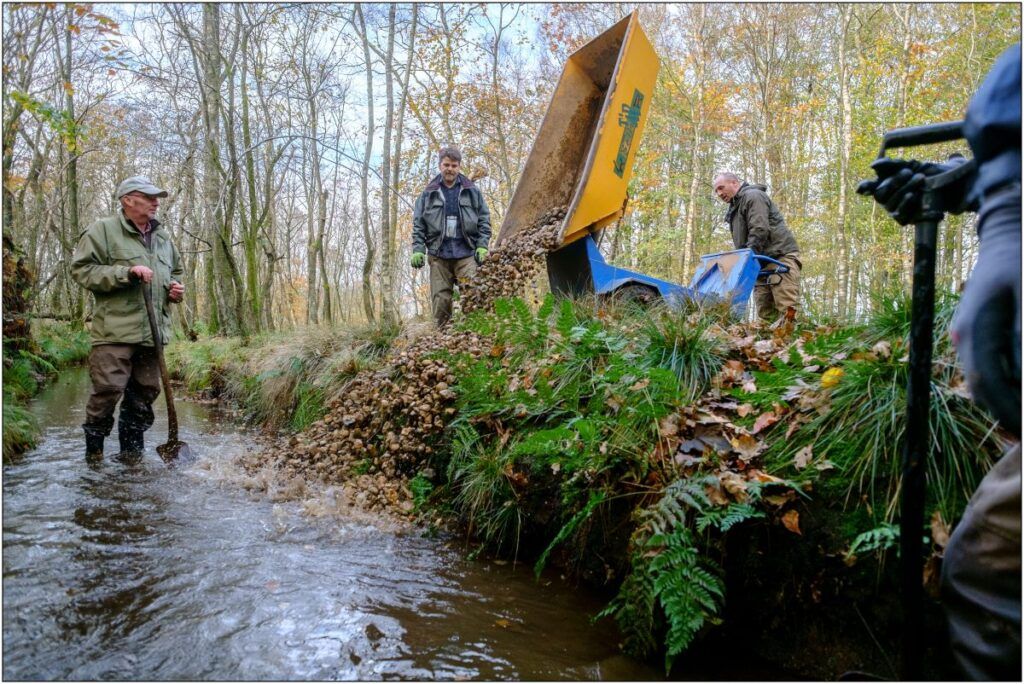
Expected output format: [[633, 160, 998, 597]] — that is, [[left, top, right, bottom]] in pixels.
[[164, 319, 405, 433], [3, 394, 40, 458], [763, 291, 999, 523], [641, 303, 727, 400]]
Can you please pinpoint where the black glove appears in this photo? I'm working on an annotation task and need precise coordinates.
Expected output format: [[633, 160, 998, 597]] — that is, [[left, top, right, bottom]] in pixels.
[[856, 155, 974, 225], [952, 193, 1021, 437]]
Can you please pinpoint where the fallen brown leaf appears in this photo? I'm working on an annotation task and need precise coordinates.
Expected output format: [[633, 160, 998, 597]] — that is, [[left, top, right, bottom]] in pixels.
[[746, 469, 783, 484], [793, 445, 813, 470], [930, 510, 950, 549], [736, 403, 754, 417], [706, 484, 729, 506], [730, 433, 763, 461], [629, 378, 650, 391], [658, 414, 680, 438], [751, 411, 779, 434], [719, 471, 749, 501], [765, 491, 798, 506], [781, 509, 802, 535]]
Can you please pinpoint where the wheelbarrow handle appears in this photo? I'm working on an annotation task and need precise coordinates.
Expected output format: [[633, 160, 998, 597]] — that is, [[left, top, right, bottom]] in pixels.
[[754, 254, 790, 275]]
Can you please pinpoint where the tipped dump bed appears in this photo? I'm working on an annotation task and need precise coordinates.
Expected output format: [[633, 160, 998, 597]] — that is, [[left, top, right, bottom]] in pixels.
[[496, 12, 659, 249]]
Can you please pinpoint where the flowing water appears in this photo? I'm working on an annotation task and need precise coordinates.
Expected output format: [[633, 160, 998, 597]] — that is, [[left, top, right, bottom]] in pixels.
[[3, 368, 661, 681]]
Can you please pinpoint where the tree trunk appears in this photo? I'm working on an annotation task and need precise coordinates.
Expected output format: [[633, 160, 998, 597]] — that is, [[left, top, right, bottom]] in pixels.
[[835, 5, 854, 318], [379, 5, 398, 324], [356, 4, 376, 324]]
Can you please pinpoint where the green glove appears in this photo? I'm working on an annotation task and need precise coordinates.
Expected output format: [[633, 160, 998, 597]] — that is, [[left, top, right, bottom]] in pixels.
[[475, 247, 488, 265], [411, 252, 425, 269]]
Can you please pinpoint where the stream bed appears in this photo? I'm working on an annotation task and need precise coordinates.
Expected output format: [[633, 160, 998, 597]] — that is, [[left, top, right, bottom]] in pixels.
[[3, 367, 661, 680]]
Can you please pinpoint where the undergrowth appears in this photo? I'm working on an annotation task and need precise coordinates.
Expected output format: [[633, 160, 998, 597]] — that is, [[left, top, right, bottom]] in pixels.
[[423, 292, 999, 672], [164, 320, 404, 432], [438, 295, 709, 557], [3, 322, 91, 458], [760, 291, 999, 522]]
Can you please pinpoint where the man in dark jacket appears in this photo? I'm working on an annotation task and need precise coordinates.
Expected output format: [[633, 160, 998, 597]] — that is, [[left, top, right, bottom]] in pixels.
[[411, 146, 491, 327], [71, 175, 184, 461], [858, 43, 1020, 680], [713, 173, 801, 321]]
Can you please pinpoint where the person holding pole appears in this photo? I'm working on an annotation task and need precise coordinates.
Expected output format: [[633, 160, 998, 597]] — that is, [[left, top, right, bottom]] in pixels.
[[858, 44, 1020, 680]]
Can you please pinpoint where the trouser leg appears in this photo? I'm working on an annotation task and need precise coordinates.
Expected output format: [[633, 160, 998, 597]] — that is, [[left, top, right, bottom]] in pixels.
[[83, 344, 134, 437], [117, 346, 160, 455], [772, 253, 802, 315], [752, 283, 776, 321], [941, 443, 1022, 680], [453, 256, 479, 310], [117, 346, 160, 433], [429, 256, 457, 327]]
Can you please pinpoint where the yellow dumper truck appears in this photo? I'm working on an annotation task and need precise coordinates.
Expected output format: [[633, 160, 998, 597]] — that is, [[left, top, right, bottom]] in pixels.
[[496, 12, 788, 312]]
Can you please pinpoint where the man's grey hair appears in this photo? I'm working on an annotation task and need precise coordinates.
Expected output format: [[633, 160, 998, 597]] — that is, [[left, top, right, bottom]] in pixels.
[[713, 171, 741, 184], [438, 146, 462, 164]]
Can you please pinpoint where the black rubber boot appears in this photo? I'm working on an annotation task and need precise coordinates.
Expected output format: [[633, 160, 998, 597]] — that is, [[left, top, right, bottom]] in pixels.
[[117, 424, 145, 463], [84, 432, 105, 464]]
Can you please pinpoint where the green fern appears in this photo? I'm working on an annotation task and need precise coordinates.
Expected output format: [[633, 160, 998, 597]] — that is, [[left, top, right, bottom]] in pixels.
[[649, 527, 725, 672], [602, 474, 770, 672], [845, 522, 899, 562], [597, 549, 659, 658], [696, 502, 765, 533], [535, 489, 608, 576]]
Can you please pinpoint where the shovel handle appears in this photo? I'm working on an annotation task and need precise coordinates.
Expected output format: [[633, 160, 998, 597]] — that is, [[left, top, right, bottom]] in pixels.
[[141, 281, 178, 442]]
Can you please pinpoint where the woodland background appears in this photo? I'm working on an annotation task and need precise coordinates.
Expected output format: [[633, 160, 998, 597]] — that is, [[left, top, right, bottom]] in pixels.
[[3, 3, 1020, 336]]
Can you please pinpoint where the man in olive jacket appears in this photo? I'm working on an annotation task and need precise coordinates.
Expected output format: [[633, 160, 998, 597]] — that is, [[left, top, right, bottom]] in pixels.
[[71, 176, 184, 460], [714, 172, 802, 321], [411, 146, 491, 326]]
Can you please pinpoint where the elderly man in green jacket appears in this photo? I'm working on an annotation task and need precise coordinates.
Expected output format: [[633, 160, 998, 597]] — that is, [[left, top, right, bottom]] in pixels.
[[71, 176, 184, 460], [714, 172, 802, 321]]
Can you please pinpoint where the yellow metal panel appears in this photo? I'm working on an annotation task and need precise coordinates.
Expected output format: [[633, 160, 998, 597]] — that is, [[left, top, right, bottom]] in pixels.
[[561, 15, 660, 246]]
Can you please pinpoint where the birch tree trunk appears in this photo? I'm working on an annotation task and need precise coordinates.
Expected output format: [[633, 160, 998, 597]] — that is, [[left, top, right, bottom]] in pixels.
[[835, 5, 854, 318], [379, 5, 398, 324], [356, 4, 376, 323]]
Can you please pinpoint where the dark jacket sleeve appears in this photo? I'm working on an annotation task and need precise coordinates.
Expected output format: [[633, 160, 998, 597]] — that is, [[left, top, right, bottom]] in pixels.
[[474, 189, 492, 249], [963, 44, 1021, 207], [742, 193, 771, 254], [411, 191, 427, 255]]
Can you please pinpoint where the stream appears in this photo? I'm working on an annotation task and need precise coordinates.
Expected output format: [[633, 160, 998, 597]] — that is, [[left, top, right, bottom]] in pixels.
[[3, 367, 661, 680]]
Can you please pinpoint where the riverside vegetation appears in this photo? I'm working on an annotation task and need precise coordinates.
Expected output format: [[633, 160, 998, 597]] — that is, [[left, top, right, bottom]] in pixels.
[[2, 321, 91, 458], [165, 288, 1002, 676], [3, 234, 91, 458]]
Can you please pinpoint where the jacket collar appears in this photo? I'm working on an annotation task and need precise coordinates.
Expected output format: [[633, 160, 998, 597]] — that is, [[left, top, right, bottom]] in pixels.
[[425, 172, 475, 193], [729, 182, 752, 206], [118, 208, 162, 236]]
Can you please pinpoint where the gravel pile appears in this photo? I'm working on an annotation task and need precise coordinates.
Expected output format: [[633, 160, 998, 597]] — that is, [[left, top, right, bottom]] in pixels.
[[239, 209, 567, 519]]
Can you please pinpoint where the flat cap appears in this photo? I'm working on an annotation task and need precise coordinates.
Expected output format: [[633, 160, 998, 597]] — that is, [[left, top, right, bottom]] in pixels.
[[116, 175, 168, 199]]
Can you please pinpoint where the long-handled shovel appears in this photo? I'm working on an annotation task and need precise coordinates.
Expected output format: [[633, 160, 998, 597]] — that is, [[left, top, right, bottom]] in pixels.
[[870, 121, 976, 680], [142, 281, 193, 462]]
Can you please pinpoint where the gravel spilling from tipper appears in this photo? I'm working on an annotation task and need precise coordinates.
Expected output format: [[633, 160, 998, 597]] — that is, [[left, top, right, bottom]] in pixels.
[[238, 208, 566, 520]]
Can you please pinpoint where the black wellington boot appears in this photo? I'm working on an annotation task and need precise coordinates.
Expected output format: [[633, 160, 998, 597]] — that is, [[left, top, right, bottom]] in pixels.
[[85, 431, 105, 464], [117, 425, 145, 463]]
